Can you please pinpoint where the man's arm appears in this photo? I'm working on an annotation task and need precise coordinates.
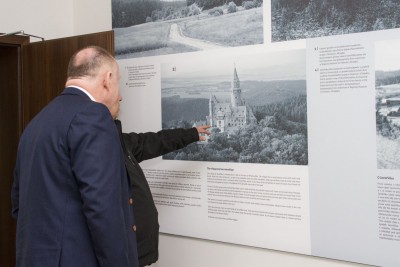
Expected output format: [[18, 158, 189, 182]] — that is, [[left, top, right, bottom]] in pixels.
[[122, 125, 210, 163]]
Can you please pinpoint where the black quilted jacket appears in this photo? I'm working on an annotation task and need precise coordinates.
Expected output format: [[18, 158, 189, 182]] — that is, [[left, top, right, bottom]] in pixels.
[[115, 120, 199, 266]]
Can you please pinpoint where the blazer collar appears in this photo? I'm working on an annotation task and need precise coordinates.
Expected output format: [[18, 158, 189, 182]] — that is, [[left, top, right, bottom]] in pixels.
[[61, 87, 90, 100]]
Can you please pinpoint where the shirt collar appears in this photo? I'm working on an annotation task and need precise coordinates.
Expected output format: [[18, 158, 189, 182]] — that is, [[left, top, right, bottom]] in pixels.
[[68, 85, 96, 101]]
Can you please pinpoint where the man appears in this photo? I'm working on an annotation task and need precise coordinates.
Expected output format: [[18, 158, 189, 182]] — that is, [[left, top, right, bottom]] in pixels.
[[12, 46, 138, 266], [115, 121, 210, 267]]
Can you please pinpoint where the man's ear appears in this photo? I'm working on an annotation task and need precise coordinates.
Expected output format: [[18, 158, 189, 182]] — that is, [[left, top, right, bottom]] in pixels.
[[103, 71, 112, 91]]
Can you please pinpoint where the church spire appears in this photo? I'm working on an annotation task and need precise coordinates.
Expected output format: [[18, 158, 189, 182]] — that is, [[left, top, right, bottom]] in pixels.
[[231, 64, 243, 107], [233, 64, 240, 89]]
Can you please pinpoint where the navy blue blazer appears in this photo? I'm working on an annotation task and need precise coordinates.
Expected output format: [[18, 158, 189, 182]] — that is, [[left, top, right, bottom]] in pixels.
[[11, 87, 138, 267]]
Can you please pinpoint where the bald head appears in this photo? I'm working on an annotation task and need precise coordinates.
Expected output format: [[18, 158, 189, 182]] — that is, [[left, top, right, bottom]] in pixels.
[[67, 46, 115, 80], [66, 46, 122, 119]]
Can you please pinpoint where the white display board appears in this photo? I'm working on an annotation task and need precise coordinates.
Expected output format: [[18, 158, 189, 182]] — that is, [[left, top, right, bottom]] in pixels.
[[114, 1, 400, 266]]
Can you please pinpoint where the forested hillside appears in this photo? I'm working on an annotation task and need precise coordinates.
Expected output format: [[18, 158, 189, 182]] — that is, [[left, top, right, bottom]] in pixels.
[[164, 110, 308, 165], [162, 96, 209, 126], [272, 0, 400, 41], [243, 80, 306, 106]]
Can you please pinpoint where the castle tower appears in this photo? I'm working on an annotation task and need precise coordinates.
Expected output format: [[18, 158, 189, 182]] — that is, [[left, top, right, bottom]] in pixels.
[[215, 110, 225, 133], [231, 65, 244, 107], [209, 94, 214, 126]]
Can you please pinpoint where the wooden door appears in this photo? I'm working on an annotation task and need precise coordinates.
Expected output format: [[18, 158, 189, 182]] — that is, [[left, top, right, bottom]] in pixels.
[[0, 30, 114, 267], [0, 35, 29, 267], [21, 31, 114, 127]]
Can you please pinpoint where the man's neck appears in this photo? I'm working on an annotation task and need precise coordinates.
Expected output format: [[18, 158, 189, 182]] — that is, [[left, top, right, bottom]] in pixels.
[[67, 85, 96, 101]]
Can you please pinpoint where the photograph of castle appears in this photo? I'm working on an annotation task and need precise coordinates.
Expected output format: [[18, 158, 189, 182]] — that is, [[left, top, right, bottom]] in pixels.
[[207, 65, 257, 134], [161, 49, 308, 165]]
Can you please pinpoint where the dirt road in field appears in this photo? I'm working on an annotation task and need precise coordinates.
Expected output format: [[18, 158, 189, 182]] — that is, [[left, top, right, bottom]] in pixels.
[[169, 23, 225, 50]]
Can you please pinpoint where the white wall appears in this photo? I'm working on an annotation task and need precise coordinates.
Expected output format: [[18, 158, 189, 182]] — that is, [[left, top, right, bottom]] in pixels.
[[0, 0, 111, 40], [0, 0, 73, 40], [72, 0, 112, 36], [0, 1, 373, 266]]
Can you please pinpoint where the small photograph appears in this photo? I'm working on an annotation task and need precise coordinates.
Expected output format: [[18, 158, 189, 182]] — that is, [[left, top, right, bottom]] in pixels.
[[161, 49, 308, 165], [112, 0, 263, 59], [375, 39, 400, 170], [272, 0, 400, 42]]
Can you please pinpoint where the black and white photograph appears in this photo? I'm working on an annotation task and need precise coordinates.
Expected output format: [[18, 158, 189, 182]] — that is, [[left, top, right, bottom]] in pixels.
[[272, 0, 400, 42], [112, 0, 263, 59], [160, 49, 308, 165], [375, 39, 400, 170]]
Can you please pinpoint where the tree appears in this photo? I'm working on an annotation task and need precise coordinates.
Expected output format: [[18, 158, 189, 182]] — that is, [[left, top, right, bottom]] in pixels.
[[227, 1, 237, 13]]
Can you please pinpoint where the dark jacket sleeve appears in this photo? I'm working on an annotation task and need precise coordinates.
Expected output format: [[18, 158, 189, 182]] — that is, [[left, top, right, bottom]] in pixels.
[[122, 126, 199, 163]]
